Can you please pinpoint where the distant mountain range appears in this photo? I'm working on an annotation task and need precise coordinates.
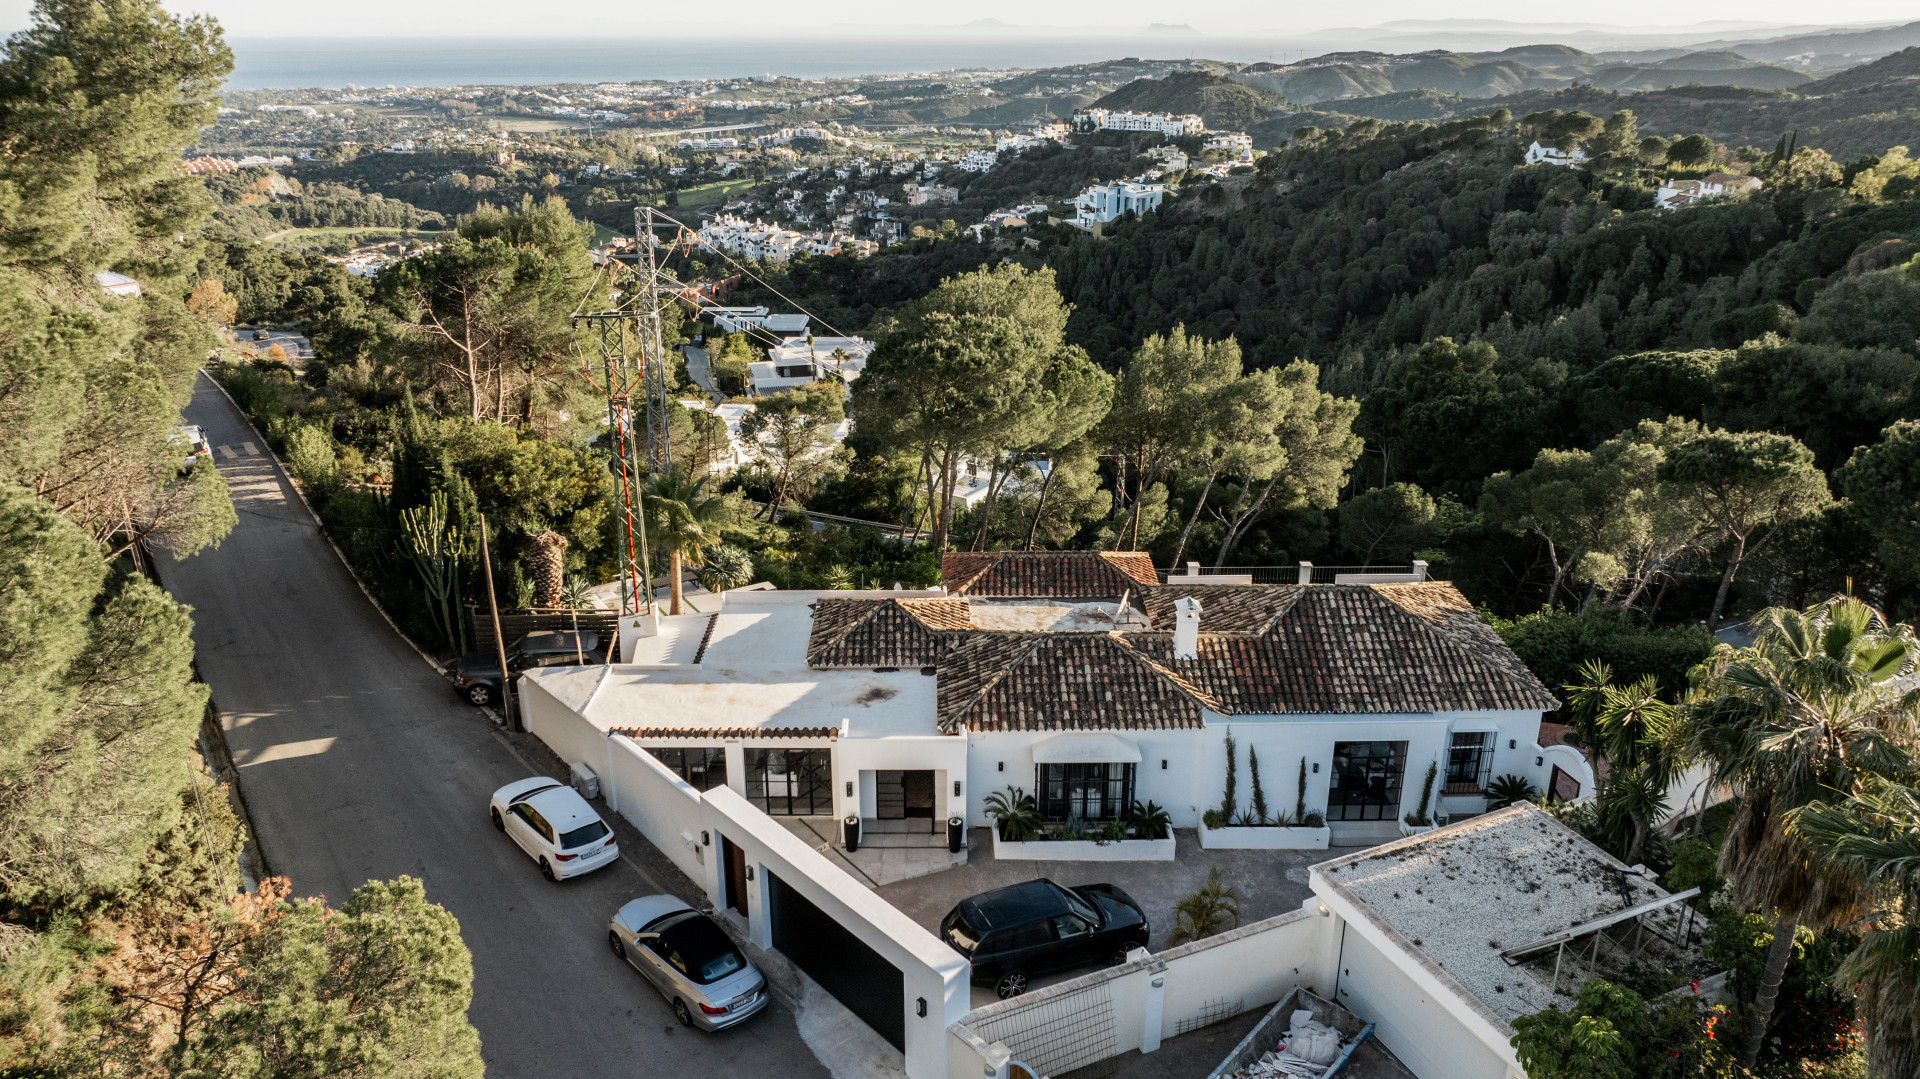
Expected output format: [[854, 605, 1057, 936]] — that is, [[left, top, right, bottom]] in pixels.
[[1089, 45, 1920, 160]]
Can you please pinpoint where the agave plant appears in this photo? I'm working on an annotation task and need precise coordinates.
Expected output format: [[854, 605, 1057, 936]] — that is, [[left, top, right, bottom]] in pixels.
[[983, 785, 1041, 842]]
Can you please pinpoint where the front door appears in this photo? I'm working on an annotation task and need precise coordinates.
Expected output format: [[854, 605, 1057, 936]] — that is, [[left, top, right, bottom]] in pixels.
[[902, 771, 935, 819], [722, 836, 748, 917], [1329, 741, 1409, 821]]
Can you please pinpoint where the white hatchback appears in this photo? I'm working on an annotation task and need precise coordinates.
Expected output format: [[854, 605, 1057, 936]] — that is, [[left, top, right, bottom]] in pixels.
[[488, 777, 619, 881]]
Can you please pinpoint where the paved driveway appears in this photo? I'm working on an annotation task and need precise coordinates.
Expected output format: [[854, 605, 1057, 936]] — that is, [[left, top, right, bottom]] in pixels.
[[878, 831, 1356, 1008], [165, 372, 829, 1079]]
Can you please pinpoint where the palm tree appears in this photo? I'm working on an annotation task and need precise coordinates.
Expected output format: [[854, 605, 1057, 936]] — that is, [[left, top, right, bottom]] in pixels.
[[1565, 662, 1688, 866], [1169, 868, 1242, 944], [640, 469, 732, 616], [1683, 595, 1917, 1069], [1793, 777, 1920, 1078]]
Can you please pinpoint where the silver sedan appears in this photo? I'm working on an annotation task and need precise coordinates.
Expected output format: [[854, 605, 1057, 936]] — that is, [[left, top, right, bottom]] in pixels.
[[608, 896, 769, 1031]]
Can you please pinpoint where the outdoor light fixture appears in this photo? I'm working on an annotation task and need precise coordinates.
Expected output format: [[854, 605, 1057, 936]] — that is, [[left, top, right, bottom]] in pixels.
[[1536, 756, 1544, 766], [845, 781, 854, 797], [917, 997, 928, 1018], [954, 781, 962, 797], [746, 866, 755, 881], [997, 761, 1004, 772], [1312, 762, 1320, 773], [1509, 739, 1517, 749], [1161, 759, 1168, 769], [701, 831, 709, 846]]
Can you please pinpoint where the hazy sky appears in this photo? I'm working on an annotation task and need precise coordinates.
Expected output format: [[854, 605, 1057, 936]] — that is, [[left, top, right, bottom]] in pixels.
[[1, 0, 1915, 38]]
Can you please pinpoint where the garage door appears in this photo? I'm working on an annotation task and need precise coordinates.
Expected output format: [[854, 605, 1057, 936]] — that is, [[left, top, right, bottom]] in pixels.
[[769, 871, 905, 1050]]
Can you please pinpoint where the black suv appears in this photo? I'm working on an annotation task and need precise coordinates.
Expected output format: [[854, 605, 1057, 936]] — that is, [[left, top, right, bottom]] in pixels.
[[455, 631, 603, 705], [940, 879, 1149, 998]]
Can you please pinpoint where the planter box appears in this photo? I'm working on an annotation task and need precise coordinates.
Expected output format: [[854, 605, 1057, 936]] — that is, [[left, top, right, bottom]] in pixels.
[[991, 828, 1177, 862], [1399, 822, 1439, 838], [1198, 822, 1331, 850]]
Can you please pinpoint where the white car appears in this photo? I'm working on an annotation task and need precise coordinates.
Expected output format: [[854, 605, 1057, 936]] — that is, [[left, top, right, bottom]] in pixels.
[[173, 425, 212, 472], [488, 777, 619, 881]]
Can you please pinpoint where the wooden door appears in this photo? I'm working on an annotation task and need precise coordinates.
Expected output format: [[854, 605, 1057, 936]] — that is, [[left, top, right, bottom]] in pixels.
[[722, 836, 748, 917], [902, 770, 935, 819]]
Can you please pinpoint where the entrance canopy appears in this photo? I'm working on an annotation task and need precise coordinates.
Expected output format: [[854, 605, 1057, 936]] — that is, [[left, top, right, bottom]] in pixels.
[[1031, 732, 1143, 765]]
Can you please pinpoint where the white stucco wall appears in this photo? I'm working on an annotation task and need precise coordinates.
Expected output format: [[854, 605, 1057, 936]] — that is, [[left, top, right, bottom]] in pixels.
[[964, 729, 1208, 826]]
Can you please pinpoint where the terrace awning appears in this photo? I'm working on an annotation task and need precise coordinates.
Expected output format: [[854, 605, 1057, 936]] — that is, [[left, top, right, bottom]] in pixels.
[[1031, 732, 1143, 765]]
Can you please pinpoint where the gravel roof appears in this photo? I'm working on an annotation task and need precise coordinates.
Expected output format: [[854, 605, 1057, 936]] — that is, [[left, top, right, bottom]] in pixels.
[[1312, 805, 1671, 1026]]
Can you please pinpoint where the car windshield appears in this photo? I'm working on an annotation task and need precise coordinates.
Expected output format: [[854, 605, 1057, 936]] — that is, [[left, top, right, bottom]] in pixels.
[[1060, 887, 1100, 927], [661, 917, 748, 984], [940, 909, 984, 955], [560, 820, 609, 849]]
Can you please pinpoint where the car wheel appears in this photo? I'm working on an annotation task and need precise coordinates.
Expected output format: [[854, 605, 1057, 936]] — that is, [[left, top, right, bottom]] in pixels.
[[490, 808, 505, 831], [673, 998, 694, 1027], [539, 858, 557, 882], [995, 970, 1029, 999], [466, 683, 496, 707], [1112, 947, 1135, 966], [609, 930, 625, 959]]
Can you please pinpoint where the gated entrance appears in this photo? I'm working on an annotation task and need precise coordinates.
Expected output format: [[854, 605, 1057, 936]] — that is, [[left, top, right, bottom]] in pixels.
[[769, 871, 906, 1049]]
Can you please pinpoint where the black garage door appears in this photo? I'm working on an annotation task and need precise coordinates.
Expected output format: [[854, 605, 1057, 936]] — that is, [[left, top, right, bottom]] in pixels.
[[768, 871, 905, 1050]]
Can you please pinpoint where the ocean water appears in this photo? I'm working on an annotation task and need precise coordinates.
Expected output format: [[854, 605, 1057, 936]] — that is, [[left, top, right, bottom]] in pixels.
[[225, 35, 1310, 90]]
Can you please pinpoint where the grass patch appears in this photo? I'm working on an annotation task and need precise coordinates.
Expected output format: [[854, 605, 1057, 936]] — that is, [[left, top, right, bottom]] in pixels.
[[672, 177, 757, 208], [263, 226, 446, 246]]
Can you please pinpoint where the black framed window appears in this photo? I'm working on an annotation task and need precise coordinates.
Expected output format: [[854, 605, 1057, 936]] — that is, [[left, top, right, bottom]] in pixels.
[[1329, 741, 1408, 821], [646, 747, 728, 792], [1445, 732, 1494, 795], [745, 748, 832, 816], [1035, 763, 1134, 822]]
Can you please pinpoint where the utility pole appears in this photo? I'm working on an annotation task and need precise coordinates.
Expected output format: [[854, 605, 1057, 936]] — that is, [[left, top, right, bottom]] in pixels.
[[478, 513, 517, 730]]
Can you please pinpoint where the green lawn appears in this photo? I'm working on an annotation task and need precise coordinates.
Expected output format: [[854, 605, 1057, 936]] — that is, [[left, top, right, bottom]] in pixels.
[[672, 177, 758, 208]]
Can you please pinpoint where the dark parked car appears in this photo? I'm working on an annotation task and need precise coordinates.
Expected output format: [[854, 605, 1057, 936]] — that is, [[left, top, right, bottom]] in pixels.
[[455, 630, 602, 705], [940, 879, 1149, 998]]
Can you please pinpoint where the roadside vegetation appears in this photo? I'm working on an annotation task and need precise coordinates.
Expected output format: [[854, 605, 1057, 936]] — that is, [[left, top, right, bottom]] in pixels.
[[0, 4, 483, 1075]]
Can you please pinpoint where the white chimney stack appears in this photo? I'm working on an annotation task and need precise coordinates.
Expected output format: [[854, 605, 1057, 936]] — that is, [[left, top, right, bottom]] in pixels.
[[1173, 596, 1202, 661]]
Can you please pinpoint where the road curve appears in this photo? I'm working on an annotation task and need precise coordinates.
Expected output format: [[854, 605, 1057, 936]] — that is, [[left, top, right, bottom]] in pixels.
[[166, 371, 830, 1078]]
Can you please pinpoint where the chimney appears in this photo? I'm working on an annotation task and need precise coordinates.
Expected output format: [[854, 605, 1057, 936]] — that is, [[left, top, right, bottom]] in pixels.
[[1413, 560, 1429, 582], [1173, 597, 1202, 661], [1298, 561, 1313, 585]]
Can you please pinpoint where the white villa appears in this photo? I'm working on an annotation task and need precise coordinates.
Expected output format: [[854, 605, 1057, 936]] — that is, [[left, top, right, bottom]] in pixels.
[[1203, 131, 1253, 153], [697, 214, 871, 263], [748, 335, 874, 396], [521, 551, 1578, 850], [1072, 108, 1205, 137], [1071, 179, 1166, 230], [1656, 172, 1763, 210], [1524, 140, 1588, 167]]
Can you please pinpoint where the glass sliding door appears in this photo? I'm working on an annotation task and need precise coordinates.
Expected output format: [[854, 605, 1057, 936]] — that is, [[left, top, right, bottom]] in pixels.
[[1328, 741, 1408, 821], [643, 746, 727, 792]]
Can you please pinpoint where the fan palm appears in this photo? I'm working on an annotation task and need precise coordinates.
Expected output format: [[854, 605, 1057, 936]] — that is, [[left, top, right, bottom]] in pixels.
[[1683, 595, 1918, 1068], [1792, 777, 1920, 1077], [640, 469, 733, 616]]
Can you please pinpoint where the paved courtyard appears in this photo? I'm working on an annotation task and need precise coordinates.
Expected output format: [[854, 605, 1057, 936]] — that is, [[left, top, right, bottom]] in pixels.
[[875, 829, 1370, 1007]]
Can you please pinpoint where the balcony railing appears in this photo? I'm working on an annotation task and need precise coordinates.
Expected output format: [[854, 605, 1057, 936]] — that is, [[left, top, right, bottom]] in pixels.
[[1159, 561, 1440, 585]]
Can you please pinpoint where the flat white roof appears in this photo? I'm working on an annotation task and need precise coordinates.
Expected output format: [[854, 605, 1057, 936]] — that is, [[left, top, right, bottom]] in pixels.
[[523, 589, 949, 740], [1311, 804, 1673, 1025]]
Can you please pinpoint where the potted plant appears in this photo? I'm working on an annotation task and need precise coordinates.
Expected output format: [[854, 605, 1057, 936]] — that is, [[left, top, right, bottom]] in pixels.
[[948, 814, 965, 853], [842, 813, 860, 852]]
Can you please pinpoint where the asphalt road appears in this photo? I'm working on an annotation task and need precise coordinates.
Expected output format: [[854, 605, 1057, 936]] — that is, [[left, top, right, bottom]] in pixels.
[[166, 372, 831, 1078]]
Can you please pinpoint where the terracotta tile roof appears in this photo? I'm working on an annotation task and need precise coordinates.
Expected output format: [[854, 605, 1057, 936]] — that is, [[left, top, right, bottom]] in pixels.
[[615, 726, 838, 740], [1125, 586, 1559, 714], [935, 632, 1214, 733], [941, 551, 1160, 598], [1139, 585, 1303, 633], [806, 597, 971, 668]]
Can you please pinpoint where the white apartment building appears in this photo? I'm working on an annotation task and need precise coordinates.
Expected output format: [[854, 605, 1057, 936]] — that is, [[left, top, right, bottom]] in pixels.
[[1072, 108, 1205, 137], [697, 214, 870, 265], [1203, 131, 1253, 153], [955, 149, 999, 172], [1071, 179, 1165, 229]]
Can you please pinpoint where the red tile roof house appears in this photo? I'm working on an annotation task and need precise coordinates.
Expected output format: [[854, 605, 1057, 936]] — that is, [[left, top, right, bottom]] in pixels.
[[519, 551, 1571, 853]]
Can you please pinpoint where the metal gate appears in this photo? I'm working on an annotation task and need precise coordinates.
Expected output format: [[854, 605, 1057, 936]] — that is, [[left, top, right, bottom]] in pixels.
[[768, 872, 905, 1050]]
